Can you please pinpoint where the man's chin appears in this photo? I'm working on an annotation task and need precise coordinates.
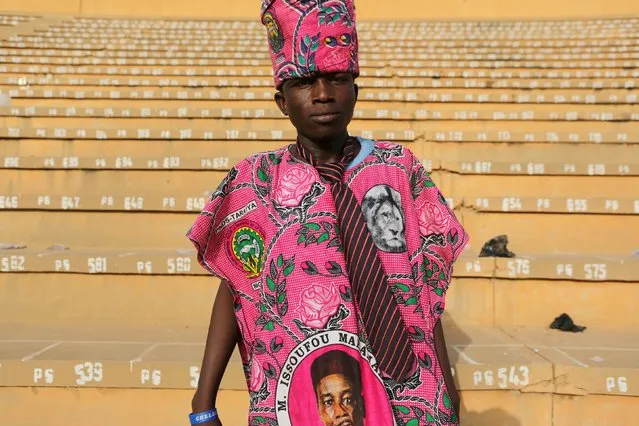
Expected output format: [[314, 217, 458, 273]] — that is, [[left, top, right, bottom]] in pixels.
[[302, 125, 349, 143]]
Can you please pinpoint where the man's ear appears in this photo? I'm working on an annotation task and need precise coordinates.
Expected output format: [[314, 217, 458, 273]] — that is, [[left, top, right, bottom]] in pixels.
[[353, 83, 359, 102], [274, 90, 288, 116]]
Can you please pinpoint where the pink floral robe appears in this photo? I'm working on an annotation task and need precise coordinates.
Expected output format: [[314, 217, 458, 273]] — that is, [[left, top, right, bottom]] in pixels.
[[188, 140, 469, 426]]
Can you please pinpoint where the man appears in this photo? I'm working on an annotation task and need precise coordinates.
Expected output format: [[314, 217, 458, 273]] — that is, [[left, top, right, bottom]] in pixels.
[[187, 1, 468, 425], [311, 351, 365, 426]]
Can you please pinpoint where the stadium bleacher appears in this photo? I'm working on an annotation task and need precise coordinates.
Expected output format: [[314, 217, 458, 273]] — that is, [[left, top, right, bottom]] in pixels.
[[0, 13, 637, 426]]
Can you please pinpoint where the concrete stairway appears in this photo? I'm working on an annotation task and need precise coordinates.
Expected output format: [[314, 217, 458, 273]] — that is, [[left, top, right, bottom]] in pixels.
[[0, 13, 638, 426]]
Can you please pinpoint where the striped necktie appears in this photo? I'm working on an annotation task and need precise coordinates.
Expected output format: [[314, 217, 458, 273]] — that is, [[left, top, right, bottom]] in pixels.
[[296, 138, 416, 382]]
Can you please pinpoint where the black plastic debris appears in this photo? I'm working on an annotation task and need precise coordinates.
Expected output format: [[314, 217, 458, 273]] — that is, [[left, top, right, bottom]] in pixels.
[[479, 235, 515, 258], [550, 313, 586, 333]]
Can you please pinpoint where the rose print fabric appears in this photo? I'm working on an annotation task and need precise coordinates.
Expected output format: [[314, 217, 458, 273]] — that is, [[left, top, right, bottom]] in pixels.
[[261, 0, 359, 88], [188, 140, 469, 426], [297, 283, 342, 328], [273, 165, 317, 207]]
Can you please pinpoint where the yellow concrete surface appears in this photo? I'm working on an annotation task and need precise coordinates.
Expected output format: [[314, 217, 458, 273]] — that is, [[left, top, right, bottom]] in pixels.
[[0, 387, 249, 426], [0, 11, 637, 426], [5, 273, 636, 330], [460, 392, 552, 426], [1, 208, 637, 254], [4, 47, 638, 61], [1, 323, 637, 399], [0, 273, 217, 326], [5, 90, 636, 111], [6, 102, 637, 122], [0, 211, 196, 249], [2, 170, 637, 201], [0, 386, 635, 426], [0, 387, 558, 426], [3, 139, 638, 177], [461, 212, 638, 255], [493, 280, 639, 330], [552, 394, 639, 426], [1, 247, 635, 280], [5, 68, 636, 80], [2, 139, 639, 180], [4, 110, 637, 135], [1, 1, 639, 20], [0, 1, 78, 15], [2, 76, 636, 92], [0, 139, 303, 169]]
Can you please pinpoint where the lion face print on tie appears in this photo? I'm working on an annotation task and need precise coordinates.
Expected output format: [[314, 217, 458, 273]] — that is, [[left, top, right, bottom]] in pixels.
[[188, 141, 469, 426], [361, 184, 407, 253]]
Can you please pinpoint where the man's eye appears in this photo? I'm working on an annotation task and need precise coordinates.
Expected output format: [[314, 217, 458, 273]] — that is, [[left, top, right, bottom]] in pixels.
[[323, 399, 333, 407], [343, 397, 352, 405]]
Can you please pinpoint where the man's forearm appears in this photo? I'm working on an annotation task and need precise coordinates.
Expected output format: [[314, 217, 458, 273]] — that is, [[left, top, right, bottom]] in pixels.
[[433, 318, 460, 417], [192, 281, 239, 412]]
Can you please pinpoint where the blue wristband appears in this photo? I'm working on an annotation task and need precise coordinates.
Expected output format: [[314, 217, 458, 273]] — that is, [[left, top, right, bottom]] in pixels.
[[189, 409, 218, 425]]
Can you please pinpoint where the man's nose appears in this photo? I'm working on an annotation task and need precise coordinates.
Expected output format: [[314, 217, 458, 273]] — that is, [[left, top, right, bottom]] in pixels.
[[312, 78, 334, 103], [333, 402, 347, 418]]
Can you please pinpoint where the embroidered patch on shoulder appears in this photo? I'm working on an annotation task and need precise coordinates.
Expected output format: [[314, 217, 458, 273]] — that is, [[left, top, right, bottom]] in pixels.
[[228, 221, 266, 278], [215, 200, 258, 234]]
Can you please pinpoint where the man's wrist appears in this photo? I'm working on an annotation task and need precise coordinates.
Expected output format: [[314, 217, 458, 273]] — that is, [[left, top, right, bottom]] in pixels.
[[189, 409, 218, 425], [191, 393, 216, 413]]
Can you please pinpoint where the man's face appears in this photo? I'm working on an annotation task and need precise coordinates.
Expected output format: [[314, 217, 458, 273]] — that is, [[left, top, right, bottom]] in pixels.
[[275, 73, 358, 144], [316, 373, 363, 426]]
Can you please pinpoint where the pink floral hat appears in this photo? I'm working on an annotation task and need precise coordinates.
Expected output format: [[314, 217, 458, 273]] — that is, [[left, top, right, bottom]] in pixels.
[[261, 0, 359, 89]]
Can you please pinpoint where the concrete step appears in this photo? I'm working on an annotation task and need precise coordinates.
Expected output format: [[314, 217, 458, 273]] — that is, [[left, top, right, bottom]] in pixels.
[[1, 272, 638, 330], [5, 67, 638, 81], [1, 125, 637, 145], [1, 170, 638, 215], [6, 43, 639, 57], [4, 104, 637, 122], [41, 22, 637, 33], [8, 48, 639, 62], [4, 54, 638, 69], [10, 114, 636, 135], [6, 37, 638, 50], [0, 247, 635, 281], [3, 140, 639, 177], [2, 169, 636, 199], [0, 322, 636, 426], [3, 74, 637, 90], [1, 208, 637, 254], [12, 40, 639, 51], [2, 192, 637, 216], [3, 86, 636, 106], [6, 97, 638, 113], [20, 20, 639, 34], [3, 63, 638, 80]]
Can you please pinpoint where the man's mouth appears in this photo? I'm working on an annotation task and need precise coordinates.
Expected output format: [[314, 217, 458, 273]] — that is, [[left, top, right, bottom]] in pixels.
[[310, 112, 341, 124]]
